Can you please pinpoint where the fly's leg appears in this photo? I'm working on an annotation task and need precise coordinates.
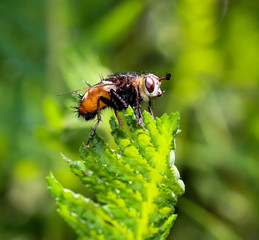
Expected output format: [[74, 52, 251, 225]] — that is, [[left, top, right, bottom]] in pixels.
[[114, 110, 122, 126], [109, 89, 128, 126], [148, 99, 154, 118], [134, 87, 143, 126], [110, 89, 128, 109], [86, 96, 102, 147], [99, 94, 123, 127]]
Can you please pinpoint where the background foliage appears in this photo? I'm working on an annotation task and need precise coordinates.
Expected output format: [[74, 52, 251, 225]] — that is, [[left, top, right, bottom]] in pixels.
[[0, 0, 258, 239]]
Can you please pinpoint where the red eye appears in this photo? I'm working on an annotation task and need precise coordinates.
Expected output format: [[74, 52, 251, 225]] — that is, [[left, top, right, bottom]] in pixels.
[[145, 78, 154, 93]]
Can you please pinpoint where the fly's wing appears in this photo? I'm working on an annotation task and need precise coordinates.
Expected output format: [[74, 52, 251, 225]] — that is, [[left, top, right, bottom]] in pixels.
[[57, 81, 118, 96], [58, 72, 141, 96]]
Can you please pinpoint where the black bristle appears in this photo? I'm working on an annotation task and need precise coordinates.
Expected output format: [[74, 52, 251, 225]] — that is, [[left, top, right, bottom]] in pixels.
[[82, 80, 91, 87]]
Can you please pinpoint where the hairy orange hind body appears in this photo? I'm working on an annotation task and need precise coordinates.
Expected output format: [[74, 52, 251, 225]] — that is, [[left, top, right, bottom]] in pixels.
[[78, 87, 111, 116]]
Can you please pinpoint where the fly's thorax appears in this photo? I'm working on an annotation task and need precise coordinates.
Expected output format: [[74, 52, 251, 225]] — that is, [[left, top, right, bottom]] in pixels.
[[139, 73, 163, 101]]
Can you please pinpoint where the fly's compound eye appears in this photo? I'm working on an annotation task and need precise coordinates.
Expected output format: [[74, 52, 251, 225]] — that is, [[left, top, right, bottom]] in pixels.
[[145, 77, 154, 93]]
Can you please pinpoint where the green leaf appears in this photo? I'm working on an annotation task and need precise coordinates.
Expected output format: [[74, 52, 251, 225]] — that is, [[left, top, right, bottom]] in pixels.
[[47, 107, 185, 239]]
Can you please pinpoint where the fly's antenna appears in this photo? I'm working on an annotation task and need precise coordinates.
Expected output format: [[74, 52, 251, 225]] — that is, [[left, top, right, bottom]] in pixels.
[[166, 73, 171, 80], [159, 73, 171, 81]]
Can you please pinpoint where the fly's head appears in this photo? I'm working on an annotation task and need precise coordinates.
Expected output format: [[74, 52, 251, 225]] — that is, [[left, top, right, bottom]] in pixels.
[[139, 73, 171, 101]]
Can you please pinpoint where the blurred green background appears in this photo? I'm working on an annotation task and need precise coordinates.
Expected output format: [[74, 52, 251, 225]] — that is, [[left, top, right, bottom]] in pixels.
[[0, 0, 259, 239]]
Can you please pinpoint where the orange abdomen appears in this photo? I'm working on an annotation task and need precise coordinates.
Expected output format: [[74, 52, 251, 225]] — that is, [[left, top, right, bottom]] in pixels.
[[78, 87, 111, 119]]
